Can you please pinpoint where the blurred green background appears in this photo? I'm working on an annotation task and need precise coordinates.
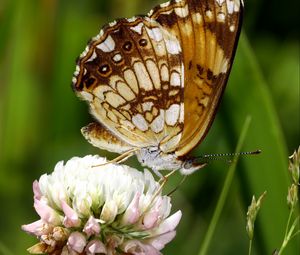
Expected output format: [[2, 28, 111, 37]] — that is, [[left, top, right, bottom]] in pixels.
[[0, 0, 299, 254]]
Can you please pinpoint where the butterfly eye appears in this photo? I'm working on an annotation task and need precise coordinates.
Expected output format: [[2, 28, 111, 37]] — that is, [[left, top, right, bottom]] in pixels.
[[139, 39, 148, 47], [85, 77, 96, 88], [123, 41, 133, 52], [98, 64, 111, 77]]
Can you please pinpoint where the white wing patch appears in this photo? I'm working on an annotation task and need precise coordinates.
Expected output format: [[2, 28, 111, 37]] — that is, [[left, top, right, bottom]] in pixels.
[[96, 35, 116, 52], [113, 53, 123, 62], [170, 72, 181, 86], [151, 110, 165, 133], [86, 51, 97, 62], [146, 27, 163, 42], [132, 114, 149, 131], [146, 59, 161, 90], [142, 102, 154, 112], [133, 62, 153, 91], [123, 69, 139, 94], [174, 4, 189, 18], [165, 104, 180, 126], [165, 39, 181, 55], [160, 64, 169, 81], [130, 22, 144, 34]]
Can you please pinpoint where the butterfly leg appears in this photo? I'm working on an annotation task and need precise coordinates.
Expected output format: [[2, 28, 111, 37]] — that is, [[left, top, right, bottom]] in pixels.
[[141, 168, 178, 216], [152, 168, 163, 178], [154, 169, 178, 199], [92, 148, 139, 167], [167, 175, 188, 196]]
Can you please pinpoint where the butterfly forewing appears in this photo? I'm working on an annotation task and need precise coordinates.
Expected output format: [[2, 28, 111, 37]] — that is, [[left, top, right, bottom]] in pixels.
[[73, 17, 185, 153], [149, 0, 243, 156]]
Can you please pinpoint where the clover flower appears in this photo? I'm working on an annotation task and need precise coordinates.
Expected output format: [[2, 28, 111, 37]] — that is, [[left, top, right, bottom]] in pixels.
[[22, 155, 181, 255]]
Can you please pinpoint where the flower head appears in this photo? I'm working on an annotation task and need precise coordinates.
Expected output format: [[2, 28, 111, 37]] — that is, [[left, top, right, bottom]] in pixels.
[[22, 155, 181, 255]]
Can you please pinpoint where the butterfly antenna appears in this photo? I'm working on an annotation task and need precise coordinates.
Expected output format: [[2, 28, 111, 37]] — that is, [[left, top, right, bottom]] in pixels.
[[195, 150, 261, 164]]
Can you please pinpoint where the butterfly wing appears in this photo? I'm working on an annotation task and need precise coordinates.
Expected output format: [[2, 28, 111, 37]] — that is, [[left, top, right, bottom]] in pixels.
[[72, 17, 185, 153], [149, 0, 243, 156], [81, 122, 133, 154]]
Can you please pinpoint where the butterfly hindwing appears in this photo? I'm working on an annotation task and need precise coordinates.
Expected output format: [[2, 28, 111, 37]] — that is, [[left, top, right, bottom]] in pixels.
[[73, 17, 185, 153], [81, 122, 132, 154]]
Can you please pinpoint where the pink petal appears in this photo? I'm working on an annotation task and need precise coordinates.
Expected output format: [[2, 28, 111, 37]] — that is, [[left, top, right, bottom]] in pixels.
[[61, 200, 81, 228], [34, 199, 61, 225], [148, 230, 176, 250], [143, 210, 159, 230], [123, 240, 160, 255], [154, 210, 182, 235], [21, 219, 49, 236], [142, 198, 162, 229], [33, 180, 42, 200], [122, 192, 141, 225], [67, 232, 87, 253], [85, 240, 107, 254], [83, 216, 101, 237]]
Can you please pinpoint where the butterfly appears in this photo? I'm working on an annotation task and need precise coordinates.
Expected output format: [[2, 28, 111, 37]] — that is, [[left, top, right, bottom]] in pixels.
[[72, 0, 243, 176]]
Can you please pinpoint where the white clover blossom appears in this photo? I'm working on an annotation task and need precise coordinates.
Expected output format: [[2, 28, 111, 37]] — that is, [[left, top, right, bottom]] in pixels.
[[22, 155, 181, 255]]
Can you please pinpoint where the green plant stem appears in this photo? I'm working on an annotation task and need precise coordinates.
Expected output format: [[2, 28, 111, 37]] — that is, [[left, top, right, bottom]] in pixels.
[[278, 215, 300, 254], [290, 230, 300, 240], [198, 116, 252, 255], [285, 208, 293, 237], [248, 239, 253, 255]]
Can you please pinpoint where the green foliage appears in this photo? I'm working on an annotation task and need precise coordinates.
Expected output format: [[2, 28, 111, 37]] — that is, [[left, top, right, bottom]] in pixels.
[[0, 0, 299, 254]]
